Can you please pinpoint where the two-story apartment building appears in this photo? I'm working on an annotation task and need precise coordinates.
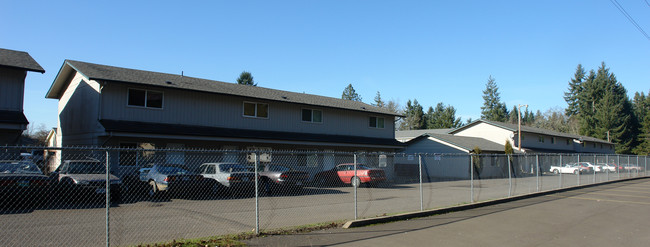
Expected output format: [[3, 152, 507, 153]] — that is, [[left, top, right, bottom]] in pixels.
[[0, 48, 45, 145], [448, 119, 615, 154], [45, 60, 403, 172]]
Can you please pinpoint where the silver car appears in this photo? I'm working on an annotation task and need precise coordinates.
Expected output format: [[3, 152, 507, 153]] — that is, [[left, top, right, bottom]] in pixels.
[[52, 160, 121, 202], [139, 164, 209, 198]]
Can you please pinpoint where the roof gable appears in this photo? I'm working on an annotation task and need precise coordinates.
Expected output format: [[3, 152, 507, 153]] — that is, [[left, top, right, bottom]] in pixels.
[[449, 119, 612, 145], [408, 133, 521, 153], [46, 60, 400, 116], [0, 48, 45, 73]]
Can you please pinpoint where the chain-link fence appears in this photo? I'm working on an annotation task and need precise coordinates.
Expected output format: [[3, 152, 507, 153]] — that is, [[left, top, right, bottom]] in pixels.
[[1, 146, 647, 246]]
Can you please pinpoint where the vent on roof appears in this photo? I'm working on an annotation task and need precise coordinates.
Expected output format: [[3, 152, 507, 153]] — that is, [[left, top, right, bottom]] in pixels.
[[166, 81, 173, 85], [361, 107, 366, 110], [281, 96, 288, 100]]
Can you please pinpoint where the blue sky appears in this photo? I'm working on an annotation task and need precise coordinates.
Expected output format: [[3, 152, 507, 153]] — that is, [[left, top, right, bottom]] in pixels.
[[2, 0, 649, 130]]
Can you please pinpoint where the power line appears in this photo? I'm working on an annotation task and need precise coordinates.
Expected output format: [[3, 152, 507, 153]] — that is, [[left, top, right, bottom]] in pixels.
[[609, 0, 650, 42]]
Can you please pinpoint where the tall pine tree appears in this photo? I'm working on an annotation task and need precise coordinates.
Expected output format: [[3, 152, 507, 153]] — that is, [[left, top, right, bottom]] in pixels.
[[564, 64, 585, 117], [341, 84, 362, 101], [400, 99, 425, 130], [480, 76, 508, 122]]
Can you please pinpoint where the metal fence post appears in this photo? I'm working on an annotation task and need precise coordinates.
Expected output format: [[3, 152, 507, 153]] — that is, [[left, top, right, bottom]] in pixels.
[[593, 154, 596, 184], [577, 154, 580, 186], [536, 155, 539, 192], [354, 153, 358, 220], [254, 152, 259, 235], [559, 154, 563, 188], [470, 154, 474, 203], [618, 155, 621, 180], [645, 156, 647, 177], [636, 155, 641, 177], [605, 154, 609, 181], [418, 154, 423, 211], [105, 150, 110, 247], [508, 154, 512, 197], [627, 155, 632, 178]]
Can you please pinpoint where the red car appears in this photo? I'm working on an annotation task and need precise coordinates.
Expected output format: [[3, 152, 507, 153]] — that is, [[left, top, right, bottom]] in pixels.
[[313, 163, 386, 187]]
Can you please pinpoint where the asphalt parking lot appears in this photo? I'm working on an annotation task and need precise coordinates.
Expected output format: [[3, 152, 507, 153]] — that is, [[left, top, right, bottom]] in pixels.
[[0, 174, 644, 246], [245, 178, 650, 246]]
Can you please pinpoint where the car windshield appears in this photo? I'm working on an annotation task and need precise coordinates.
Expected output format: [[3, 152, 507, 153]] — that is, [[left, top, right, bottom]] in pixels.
[[219, 164, 249, 172], [157, 165, 189, 175], [0, 161, 42, 174], [67, 162, 105, 174]]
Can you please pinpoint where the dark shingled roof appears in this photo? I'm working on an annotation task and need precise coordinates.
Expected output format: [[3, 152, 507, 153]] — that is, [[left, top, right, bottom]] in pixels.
[[0, 48, 45, 73], [54, 60, 399, 116], [408, 133, 522, 153], [100, 119, 405, 147], [0, 110, 29, 125]]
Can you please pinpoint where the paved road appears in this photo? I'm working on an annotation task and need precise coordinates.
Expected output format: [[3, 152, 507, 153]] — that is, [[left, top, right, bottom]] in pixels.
[[0, 173, 642, 246], [245, 178, 650, 246]]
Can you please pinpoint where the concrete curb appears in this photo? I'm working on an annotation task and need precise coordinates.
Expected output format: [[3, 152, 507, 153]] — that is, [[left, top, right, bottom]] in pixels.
[[343, 176, 647, 228]]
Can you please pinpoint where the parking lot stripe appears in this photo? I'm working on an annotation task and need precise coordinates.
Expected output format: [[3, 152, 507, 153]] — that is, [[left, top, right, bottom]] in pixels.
[[546, 194, 650, 205], [584, 192, 650, 199]]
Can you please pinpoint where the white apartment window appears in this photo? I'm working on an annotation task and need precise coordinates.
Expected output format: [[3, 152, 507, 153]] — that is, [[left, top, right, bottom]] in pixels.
[[369, 116, 385, 128], [538, 136, 545, 143], [128, 89, 163, 108], [302, 109, 322, 123], [243, 102, 269, 118]]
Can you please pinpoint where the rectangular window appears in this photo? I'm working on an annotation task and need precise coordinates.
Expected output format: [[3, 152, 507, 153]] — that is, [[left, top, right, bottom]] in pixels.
[[551, 137, 555, 144], [302, 109, 323, 123], [243, 102, 269, 118], [369, 116, 385, 128], [566, 139, 570, 145], [538, 136, 545, 143], [128, 89, 163, 108]]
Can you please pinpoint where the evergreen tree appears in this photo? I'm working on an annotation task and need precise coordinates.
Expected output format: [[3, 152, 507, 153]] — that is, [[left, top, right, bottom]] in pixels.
[[576, 62, 638, 153], [633, 91, 650, 155], [399, 99, 425, 130], [480, 76, 508, 122], [236, 71, 257, 86], [341, 84, 362, 101], [508, 106, 519, 124], [425, 103, 462, 129], [564, 64, 585, 117], [373, 91, 385, 108]]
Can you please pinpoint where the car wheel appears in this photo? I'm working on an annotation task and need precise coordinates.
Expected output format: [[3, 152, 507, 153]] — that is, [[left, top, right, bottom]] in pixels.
[[553, 169, 559, 174], [574, 170, 579, 175], [148, 180, 158, 198], [351, 176, 361, 188]]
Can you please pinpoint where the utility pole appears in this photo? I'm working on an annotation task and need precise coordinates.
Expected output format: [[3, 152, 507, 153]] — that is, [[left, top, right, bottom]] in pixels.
[[517, 104, 528, 151]]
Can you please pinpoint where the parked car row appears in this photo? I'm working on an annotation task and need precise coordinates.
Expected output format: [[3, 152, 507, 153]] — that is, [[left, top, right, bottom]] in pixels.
[[549, 162, 644, 175], [2, 159, 388, 208]]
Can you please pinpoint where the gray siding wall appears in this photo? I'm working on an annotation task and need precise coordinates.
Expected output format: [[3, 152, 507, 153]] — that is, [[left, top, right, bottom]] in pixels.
[[0, 67, 26, 111], [520, 133, 574, 152], [99, 82, 395, 139], [57, 73, 103, 146]]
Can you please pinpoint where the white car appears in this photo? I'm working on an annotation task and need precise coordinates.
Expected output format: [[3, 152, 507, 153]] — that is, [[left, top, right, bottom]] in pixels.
[[597, 163, 616, 172], [139, 164, 209, 198], [199, 163, 257, 194], [577, 162, 601, 172], [549, 164, 581, 174]]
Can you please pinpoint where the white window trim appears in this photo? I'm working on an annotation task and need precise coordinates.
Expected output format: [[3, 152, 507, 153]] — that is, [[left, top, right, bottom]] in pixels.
[[242, 101, 269, 119], [127, 88, 164, 109], [369, 116, 385, 129], [301, 108, 323, 124]]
